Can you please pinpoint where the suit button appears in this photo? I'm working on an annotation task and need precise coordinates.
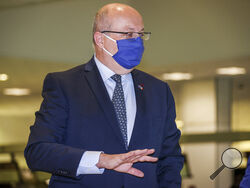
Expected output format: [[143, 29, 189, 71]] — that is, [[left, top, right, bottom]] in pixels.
[[56, 169, 69, 175]]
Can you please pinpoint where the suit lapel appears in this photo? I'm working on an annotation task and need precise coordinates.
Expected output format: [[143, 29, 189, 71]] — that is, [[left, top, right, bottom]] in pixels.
[[129, 69, 148, 150], [131, 69, 146, 118], [83, 58, 126, 149]]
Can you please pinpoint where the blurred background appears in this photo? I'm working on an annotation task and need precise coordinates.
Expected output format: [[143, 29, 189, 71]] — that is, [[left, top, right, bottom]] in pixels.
[[0, 0, 249, 188]]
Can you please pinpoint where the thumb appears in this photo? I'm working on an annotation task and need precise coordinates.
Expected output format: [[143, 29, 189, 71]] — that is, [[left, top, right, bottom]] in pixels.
[[127, 167, 144, 178]]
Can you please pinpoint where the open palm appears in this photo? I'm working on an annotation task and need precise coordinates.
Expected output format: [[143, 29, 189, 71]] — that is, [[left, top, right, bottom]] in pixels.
[[97, 149, 158, 177]]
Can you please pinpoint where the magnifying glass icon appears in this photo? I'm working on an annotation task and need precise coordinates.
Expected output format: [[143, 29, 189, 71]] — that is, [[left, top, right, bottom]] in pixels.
[[210, 148, 242, 180]]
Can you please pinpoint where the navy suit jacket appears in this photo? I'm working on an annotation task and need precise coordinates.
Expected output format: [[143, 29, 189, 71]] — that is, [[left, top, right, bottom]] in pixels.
[[240, 157, 250, 188], [24, 57, 184, 188]]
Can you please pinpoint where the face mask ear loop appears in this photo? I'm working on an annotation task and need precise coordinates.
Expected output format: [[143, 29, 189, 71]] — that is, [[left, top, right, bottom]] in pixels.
[[102, 46, 114, 56], [103, 33, 116, 42], [102, 33, 116, 56]]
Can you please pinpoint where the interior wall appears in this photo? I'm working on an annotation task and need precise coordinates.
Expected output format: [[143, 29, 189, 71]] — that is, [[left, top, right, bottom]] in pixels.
[[131, 0, 250, 67], [0, 0, 250, 65], [170, 79, 232, 188], [232, 76, 250, 131], [170, 79, 216, 134], [181, 143, 217, 188], [0, 0, 132, 63], [0, 95, 42, 145]]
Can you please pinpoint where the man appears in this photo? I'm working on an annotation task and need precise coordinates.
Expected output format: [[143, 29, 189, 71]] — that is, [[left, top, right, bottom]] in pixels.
[[240, 156, 250, 188], [24, 3, 184, 188]]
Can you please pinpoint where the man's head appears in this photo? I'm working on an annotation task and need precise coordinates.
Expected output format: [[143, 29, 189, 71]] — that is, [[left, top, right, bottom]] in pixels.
[[93, 3, 145, 74]]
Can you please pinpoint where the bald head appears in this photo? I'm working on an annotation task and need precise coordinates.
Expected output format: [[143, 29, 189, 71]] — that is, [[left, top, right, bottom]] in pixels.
[[93, 3, 143, 43], [92, 3, 144, 74]]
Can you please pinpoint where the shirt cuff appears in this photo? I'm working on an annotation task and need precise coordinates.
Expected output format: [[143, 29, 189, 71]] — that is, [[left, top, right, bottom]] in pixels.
[[76, 151, 104, 175]]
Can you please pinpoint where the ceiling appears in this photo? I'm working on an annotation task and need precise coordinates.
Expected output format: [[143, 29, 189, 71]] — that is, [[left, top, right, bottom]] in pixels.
[[0, 0, 60, 10]]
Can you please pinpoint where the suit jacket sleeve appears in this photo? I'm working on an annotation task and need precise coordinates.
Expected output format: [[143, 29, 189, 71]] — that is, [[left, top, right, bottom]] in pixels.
[[24, 73, 85, 178], [157, 84, 184, 188], [240, 157, 250, 188]]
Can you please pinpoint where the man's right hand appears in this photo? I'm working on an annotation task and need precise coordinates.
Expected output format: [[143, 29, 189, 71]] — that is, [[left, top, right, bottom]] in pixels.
[[96, 149, 158, 177]]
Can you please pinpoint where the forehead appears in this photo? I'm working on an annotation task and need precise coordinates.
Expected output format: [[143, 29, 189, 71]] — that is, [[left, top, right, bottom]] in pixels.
[[108, 10, 144, 31]]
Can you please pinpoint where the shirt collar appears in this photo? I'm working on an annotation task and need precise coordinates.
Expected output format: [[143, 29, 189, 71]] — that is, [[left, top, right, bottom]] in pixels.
[[94, 56, 114, 82], [94, 55, 131, 83]]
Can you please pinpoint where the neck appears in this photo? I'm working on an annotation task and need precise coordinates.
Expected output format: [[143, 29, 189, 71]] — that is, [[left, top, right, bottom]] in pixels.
[[95, 52, 133, 75]]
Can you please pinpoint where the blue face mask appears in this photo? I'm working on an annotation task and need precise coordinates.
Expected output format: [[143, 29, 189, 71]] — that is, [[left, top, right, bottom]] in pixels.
[[103, 34, 144, 69]]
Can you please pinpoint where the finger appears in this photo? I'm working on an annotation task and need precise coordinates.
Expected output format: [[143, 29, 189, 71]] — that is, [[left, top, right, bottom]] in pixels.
[[129, 149, 156, 161], [132, 149, 149, 156], [127, 167, 144, 178], [120, 151, 136, 161], [126, 148, 157, 163], [122, 148, 157, 164], [123, 149, 148, 162], [126, 153, 144, 162], [133, 156, 158, 163], [146, 148, 155, 155], [131, 148, 155, 157], [127, 154, 144, 163], [141, 156, 158, 162], [117, 150, 148, 167]]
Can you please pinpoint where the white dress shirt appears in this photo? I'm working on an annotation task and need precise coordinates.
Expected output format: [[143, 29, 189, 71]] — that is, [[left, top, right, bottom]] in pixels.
[[76, 56, 136, 175]]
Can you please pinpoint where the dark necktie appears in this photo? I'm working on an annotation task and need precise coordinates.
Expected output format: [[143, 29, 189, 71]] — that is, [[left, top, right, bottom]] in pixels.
[[111, 74, 128, 148]]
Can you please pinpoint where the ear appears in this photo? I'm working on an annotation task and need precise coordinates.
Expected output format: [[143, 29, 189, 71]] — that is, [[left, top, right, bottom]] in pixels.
[[94, 32, 104, 48]]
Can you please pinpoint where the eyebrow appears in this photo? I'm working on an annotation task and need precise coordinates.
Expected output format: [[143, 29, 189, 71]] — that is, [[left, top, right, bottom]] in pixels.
[[127, 27, 145, 32]]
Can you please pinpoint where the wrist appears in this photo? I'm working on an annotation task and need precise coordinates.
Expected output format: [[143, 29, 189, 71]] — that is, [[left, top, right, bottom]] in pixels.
[[96, 153, 106, 168]]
